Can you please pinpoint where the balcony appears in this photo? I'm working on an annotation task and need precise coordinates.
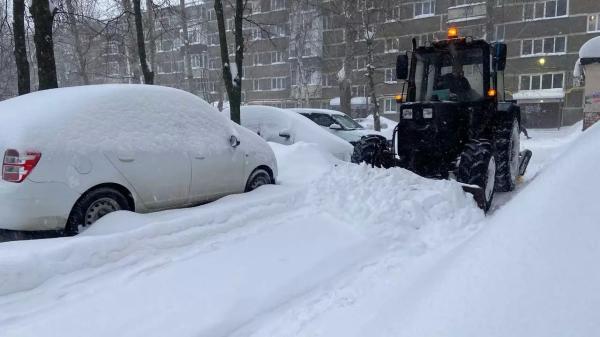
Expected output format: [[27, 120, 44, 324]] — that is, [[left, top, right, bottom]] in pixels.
[[447, 2, 487, 23]]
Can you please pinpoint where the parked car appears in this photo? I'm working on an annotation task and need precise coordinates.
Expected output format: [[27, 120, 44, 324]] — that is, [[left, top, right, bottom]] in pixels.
[[291, 108, 382, 144], [226, 105, 354, 161], [0, 85, 277, 234]]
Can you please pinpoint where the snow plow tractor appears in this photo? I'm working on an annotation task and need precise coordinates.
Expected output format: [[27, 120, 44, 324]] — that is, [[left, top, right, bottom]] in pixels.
[[352, 28, 532, 212]]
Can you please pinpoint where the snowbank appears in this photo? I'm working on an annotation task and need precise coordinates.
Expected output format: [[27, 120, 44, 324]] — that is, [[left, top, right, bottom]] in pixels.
[[368, 122, 600, 337], [0, 143, 483, 337], [359, 115, 398, 139]]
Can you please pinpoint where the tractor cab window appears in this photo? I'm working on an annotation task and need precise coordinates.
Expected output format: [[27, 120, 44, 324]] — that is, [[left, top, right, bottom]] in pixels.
[[414, 47, 484, 102]]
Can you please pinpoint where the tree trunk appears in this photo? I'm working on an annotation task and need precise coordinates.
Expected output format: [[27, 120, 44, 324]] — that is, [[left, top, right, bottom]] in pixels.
[[179, 0, 194, 92], [64, 0, 89, 85], [214, 0, 243, 124], [339, 1, 356, 116], [12, 0, 30, 95], [367, 63, 381, 131], [121, 0, 141, 83], [363, 15, 380, 131], [145, 0, 156, 74], [133, 0, 153, 84], [30, 0, 58, 90]]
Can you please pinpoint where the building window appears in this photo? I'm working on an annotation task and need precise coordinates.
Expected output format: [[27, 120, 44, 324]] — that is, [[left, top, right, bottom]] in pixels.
[[417, 33, 435, 46], [414, 0, 435, 18], [323, 16, 334, 30], [271, 77, 287, 90], [270, 0, 286, 11], [271, 51, 284, 63], [355, 56, 367, 70], [191, 54, 207, 69], [521, 36, 566, 56], [523, 0, 567, 21], [588, 14, 600, 32], [384, 68, 396, 83], [253, 79, 261, 91], [494, 24, 506, 42], [352, 85, 367, 97], [386, 7, 401, 22], [383, 97, 397, 112], [321, 73, 336, 87], [107, 61, 120, 75], [448, 0, 478, 6], [519, 72, 564, 91], [385, 38, 399, 53], [104, 41, 119, 55]]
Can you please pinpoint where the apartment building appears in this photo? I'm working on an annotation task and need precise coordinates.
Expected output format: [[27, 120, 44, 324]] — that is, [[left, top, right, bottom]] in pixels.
[[126, 0, 600, 127]]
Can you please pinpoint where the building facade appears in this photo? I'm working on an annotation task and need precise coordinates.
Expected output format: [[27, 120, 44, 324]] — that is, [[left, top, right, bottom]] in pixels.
[[109, 0, 600, 127]]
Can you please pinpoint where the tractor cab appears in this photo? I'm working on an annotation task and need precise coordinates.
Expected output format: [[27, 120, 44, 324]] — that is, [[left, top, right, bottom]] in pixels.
[[352, 28, 531, 212]]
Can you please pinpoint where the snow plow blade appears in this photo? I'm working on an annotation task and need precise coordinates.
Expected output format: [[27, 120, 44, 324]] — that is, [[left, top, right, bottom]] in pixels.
[[519, 149, 532, 176], [461, 184, 487, 210]]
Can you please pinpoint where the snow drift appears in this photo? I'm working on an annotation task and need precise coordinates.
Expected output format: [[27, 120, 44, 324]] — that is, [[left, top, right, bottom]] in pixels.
[[0, 142, 483, 337]]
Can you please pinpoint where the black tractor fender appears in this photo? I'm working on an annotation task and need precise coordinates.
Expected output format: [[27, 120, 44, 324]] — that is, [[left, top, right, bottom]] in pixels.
[[496, 101, 521, 126]]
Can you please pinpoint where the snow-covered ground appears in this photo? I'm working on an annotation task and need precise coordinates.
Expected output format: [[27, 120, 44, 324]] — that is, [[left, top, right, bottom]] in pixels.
[[0, 122, 589, 337]]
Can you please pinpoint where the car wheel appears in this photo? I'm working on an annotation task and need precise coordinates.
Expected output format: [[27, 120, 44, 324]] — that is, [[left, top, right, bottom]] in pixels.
[[65, 187, 130, 235], [245, 168, 273, 192]]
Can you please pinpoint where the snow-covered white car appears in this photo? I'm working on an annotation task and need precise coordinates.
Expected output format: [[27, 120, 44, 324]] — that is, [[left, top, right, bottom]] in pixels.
[[227, 105, 354, 161], [0, 85, 277, 234], [291, 108, 378, 145]]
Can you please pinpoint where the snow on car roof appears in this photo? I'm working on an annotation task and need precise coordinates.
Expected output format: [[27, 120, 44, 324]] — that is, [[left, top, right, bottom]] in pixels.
[[0, 84, 232, 152], [227, 105, 353, 158]]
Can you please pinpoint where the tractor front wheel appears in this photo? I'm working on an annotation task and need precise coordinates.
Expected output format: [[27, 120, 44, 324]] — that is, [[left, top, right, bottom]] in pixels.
[[458, 140, 496, 212], [351, 135, 393, 168], [495, 118, 520, 192]]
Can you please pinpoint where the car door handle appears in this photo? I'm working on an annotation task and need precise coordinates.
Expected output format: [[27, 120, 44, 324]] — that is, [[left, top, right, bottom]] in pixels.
[[118, 157, 135, 162], [194, 155, 206, 160]]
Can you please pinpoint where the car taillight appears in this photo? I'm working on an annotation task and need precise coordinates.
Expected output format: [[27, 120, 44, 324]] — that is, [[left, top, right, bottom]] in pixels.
[[2, 149, 42, 183]]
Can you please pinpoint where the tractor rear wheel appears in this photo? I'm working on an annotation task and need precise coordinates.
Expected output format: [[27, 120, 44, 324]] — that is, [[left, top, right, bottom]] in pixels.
[[458, 140, 496, 212], [495, 118, 520, 192]]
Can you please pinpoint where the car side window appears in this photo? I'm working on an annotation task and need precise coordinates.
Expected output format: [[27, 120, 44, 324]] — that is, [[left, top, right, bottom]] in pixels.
[[309, 114, 336, 127]]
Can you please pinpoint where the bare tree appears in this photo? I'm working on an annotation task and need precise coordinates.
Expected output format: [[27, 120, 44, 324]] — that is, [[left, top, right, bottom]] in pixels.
[[289, 0, 323, 108], [145, 0, 156, 74], [133, 0, 154, 83], [12, 0, 30, 94], [360, 3, 382, 131], [63, 0, 89, 84], [322, 0, 357, 116], [30, 0, 59, 90], [214, 0, 244, 124], [178, 0, 193, 91], [121, 0, 141, 83]]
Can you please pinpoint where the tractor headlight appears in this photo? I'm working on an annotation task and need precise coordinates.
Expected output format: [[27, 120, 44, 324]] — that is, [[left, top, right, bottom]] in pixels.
[[423, 108, 433, 119], [402, 109, 413, 119]]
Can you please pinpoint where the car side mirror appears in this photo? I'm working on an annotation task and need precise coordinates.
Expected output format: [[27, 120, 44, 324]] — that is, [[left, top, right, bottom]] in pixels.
[[329, 123, 343, 130], [396, 54, 409, 80], [230, 135, 240, 147], [278, 130, 291, 139]]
